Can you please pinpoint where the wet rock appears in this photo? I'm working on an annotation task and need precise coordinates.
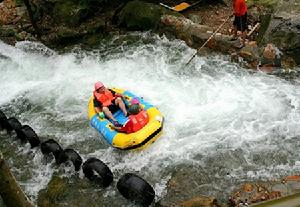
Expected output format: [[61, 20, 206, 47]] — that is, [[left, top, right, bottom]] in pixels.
[[187, 14, 203, 24], [229, 174, 300, 206], [37, 173, 108, 206], [256, 43, 282, 72], [157, 164, 212, 206], [0, 25, 16, 37], [85, 20, 106, 34], [180, 195, 219, 207], [53, 1, 89, 27], [0, 25, 17, 44], [238, 41, 259, 68], [15, 31, 28, 41], [119, 0, 180, 31], [37, 176, 68, 206], [262, 0, 300, 65], [229, 182, 281, 205], [0, 0, 17, 25]]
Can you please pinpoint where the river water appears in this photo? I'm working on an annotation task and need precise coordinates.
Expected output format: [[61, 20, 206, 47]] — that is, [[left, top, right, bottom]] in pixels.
[[1, 32, 300, 206]]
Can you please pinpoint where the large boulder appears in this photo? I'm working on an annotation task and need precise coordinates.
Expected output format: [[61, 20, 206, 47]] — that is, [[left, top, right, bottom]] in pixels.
[[118, 0, 180, 31], [261, 0, 300, 65], [31, 0, 109, 27], [53, 2, 87, 26]]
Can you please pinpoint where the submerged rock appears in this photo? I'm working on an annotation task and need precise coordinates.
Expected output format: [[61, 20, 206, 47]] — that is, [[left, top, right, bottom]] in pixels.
[[37, 176, 68, 206], [37, 174, 108, 206]]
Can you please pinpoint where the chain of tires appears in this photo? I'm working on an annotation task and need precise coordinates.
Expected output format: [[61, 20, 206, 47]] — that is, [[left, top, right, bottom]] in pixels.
[[0, 109, 155, 206]]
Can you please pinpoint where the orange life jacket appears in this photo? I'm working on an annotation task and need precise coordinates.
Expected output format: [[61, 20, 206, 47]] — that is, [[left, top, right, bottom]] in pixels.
[[128, 110, 149, 133], [93, 89, 115, 107]]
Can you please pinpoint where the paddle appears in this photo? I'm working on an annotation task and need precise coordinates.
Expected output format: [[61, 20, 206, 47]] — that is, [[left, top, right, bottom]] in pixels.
[[160, 0, 204, 12]]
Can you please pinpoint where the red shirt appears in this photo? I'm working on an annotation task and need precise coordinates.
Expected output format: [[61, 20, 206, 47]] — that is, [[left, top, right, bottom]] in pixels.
[[119, 119, 134, 134], [118, 110, 149, 134], [233, 0, 247, 16]]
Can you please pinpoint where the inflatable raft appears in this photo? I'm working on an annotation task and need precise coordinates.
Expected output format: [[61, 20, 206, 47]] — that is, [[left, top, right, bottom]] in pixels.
[[88, 88, 164, 150]]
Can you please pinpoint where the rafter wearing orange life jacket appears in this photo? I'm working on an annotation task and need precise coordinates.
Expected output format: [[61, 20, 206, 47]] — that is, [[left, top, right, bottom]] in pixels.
[[93, 89, 115, 107], [121, 110, 149, 133]]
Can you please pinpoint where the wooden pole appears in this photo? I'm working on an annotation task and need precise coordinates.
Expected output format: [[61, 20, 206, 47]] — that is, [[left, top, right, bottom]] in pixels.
[[247, 22, 260, 37], [185, 15, 231, 66], [0, 152, 34, 207]]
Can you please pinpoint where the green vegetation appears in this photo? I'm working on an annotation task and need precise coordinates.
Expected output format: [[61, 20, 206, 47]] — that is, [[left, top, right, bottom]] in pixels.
[[247, 0, 279, 9]]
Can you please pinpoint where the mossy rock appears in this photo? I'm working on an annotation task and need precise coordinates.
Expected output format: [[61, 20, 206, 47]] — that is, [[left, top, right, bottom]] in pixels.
[[51, 26, 86, 45], [53, 1, 89, 26], [119, 0, 181, 31], [37, 174, 107, 206], [0, 26, 16, 37], [37, 176, 68, 207], [47, 177, 68, 201], [85, 20, 106, 34], [83, 34, 105, 47], [15, 0, 24, 6]]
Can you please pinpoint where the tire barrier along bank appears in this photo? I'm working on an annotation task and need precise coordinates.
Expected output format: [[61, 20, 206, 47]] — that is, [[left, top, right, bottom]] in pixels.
[[0, 109, 155, 206]]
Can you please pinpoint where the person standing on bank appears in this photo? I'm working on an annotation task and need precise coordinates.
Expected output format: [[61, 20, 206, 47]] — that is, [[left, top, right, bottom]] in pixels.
[[231, 0, 247, 48], [93, 81, 127, 127]]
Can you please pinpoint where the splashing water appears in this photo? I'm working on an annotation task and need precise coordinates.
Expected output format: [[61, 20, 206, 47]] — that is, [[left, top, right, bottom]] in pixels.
[[1, 32, 300, 205]]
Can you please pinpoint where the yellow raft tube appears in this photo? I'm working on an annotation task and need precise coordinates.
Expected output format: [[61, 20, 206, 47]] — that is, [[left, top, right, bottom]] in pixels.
[[88, 88, 164, 150]]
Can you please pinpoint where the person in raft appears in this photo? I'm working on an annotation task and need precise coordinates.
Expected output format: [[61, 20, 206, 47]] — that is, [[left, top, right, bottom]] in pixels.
[[93, 81, 127, 127], [231, 0, 248, 48], [112, 98, 149, 133]]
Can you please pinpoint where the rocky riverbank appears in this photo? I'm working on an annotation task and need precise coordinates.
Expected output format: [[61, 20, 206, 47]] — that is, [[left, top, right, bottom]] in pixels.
[[1, 0, 300, 70]]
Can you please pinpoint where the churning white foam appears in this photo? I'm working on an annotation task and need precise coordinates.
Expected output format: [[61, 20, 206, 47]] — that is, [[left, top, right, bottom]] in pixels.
[[1, 33, 300, 200]]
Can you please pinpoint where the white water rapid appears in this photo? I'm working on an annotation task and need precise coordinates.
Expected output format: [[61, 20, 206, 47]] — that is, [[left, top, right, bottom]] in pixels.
[[1, 32, 300, 206]]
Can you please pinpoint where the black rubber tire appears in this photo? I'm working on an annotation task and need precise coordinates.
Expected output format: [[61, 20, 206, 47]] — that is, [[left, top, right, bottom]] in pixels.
[[82, 157, 113, 187], [7, 117, 22, 138], [20, 125, 40, 148], [57, 148, 83, 171], [0, 110, 8, 130], [117, 173, 155, 206], [40, 139, 63, 162]]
